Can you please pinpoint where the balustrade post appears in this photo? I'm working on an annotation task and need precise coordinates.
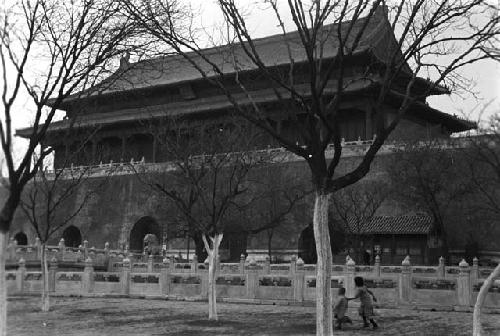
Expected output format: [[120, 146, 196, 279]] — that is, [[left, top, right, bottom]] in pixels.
[[399, 256, 412, 304], [191, 255, 198, 273], [160, 257, 170, 295], [289, 256, 297, 277], [169, 256, 176, 273], [120, 257, 131, 295], [58, 238, 65, 261], [9, 238, 17, 261], [16, 258, 26, 293], [471, 257, 479, 283], [49, 257, 58, 292], [89, 247, 96, 263], [34, 237, 41, 259], [374, 255, 381, 278], [82, 257, 94, 294], [147, 254, 154, 273], [246, 257, 258, 300], [201, 258, 209, 298], [294, 257, 305, 302], [104, 242, 111, 271], [76, 246, 83, 262], [264, 255, 271, 274], [216, 254, 221, 273], [344, 258, 356, 298], [457, 259, 472, 306], [83, 240, 89, 259], [438, 256, 445, 278], [239, 254, 246, 274]]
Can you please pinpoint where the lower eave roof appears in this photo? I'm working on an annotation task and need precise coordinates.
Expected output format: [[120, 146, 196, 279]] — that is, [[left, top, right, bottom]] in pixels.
[[17, 80, 473, 138]]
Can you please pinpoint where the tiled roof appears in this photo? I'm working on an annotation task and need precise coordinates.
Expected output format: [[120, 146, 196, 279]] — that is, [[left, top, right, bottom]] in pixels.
[[62, 7, 405, 100], [346, 215, 433, 235]]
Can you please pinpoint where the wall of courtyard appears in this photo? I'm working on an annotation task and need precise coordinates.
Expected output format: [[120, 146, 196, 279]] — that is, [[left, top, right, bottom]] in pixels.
[[8, 141, 500, 262]]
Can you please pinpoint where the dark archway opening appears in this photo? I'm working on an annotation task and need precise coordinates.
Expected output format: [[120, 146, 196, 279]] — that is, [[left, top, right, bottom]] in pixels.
[[14, 232, 28, 245], [221, 232, 247, 262], [298, 221, 345, 264], [298, 225, 316, 264], [63, 226, 82, 248], [129, 217, 161, 253]]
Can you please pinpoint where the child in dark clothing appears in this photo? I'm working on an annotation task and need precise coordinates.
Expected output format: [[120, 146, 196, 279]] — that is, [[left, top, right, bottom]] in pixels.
[[333, 287, 352, 330], [347, 276, 378, 329]]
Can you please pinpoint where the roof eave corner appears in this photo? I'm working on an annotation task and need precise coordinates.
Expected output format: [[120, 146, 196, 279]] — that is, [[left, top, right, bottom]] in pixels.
[[15, 127, 33, 139]]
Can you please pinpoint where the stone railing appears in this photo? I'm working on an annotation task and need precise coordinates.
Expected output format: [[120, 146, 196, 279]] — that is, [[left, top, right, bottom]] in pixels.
[[6, 254, 499, 309], [5, 238, 118, 271]]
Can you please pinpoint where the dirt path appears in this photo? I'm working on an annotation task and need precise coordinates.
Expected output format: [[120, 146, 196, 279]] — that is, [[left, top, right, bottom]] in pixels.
[[7, 297, 500, 335]]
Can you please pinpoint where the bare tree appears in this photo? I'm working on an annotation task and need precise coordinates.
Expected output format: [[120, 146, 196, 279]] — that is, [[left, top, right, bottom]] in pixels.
[[332, 179, 389, 263], [466, 115, 500, 217], [121, 1, 499, 334], [134, 116, 264, 320], [241, 162, 311, 261], [386, 138, 470, 262], [0, 0, 139, 333], [464, 114, 500, 336], [19, 131, 112, 312]]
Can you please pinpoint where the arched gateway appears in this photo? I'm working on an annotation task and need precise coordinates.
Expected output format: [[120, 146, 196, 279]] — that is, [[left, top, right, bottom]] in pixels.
[[129, 217, 161, 252], [62, 226, 82, 248], [14, 232, 28, 245]]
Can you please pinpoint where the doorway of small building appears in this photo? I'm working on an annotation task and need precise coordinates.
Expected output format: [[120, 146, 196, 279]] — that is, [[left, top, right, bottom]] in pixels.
[[298, 222, 345, 264], [129, 217, 161, 253], [62, 226, 82, 248], [14, 232, 28, 245], [221, 232, 247, 262]]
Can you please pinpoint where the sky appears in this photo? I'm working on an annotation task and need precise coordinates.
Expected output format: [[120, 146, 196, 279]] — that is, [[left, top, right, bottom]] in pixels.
[[2, 0, 499, 170]]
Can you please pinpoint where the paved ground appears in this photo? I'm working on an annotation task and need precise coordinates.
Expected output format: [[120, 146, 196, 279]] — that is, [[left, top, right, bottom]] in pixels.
[[6, 296, 500, 335]]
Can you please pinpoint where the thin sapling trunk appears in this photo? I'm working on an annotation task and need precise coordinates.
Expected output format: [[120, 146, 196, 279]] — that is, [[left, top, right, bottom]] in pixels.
[[202, 233, 223, 320], [41, 244, 50, 312], [0, 231, 7, 336], [473, 263, 500, 336]]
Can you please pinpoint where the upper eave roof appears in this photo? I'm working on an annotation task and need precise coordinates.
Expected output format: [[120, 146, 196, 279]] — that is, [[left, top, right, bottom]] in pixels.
[[49, 7, 445, 108]]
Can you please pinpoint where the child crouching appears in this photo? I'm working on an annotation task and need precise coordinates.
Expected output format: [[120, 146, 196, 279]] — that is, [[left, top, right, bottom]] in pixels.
[[333, 287, 352, 330]]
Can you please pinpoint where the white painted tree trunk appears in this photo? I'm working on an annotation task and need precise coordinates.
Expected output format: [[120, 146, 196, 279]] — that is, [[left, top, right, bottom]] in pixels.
[[473, 263, 500, 336], [202, 233, 223, 321], [41, 245, 50, 312], [313, 192, 333, 336], [0, 231, 7, 336]]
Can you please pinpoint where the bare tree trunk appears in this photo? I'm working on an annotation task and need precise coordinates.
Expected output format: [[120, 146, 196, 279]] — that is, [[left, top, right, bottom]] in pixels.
[[313, 192, 333, 336], [193, 233, 208, 263], [202, 233, 223, 321], [473, 263, 500, 336], [41, 245, 50, 312], [0, 230, 7, 336]]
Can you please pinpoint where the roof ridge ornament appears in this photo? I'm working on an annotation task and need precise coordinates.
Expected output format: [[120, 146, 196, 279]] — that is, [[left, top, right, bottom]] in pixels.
[[119, 52, 130, 71]]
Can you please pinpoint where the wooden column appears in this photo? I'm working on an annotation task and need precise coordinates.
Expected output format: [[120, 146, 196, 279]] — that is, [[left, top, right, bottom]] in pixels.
[[365, 108, 372, 140], [121, 136, 127, 162], [152, 135, 157, 163], [91, 141, 97, 165]]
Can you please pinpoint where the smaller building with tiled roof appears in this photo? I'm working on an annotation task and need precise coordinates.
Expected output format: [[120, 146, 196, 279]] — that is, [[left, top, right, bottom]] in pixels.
[[342, 215, 435, 265], [346, 215, 433, 235]]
